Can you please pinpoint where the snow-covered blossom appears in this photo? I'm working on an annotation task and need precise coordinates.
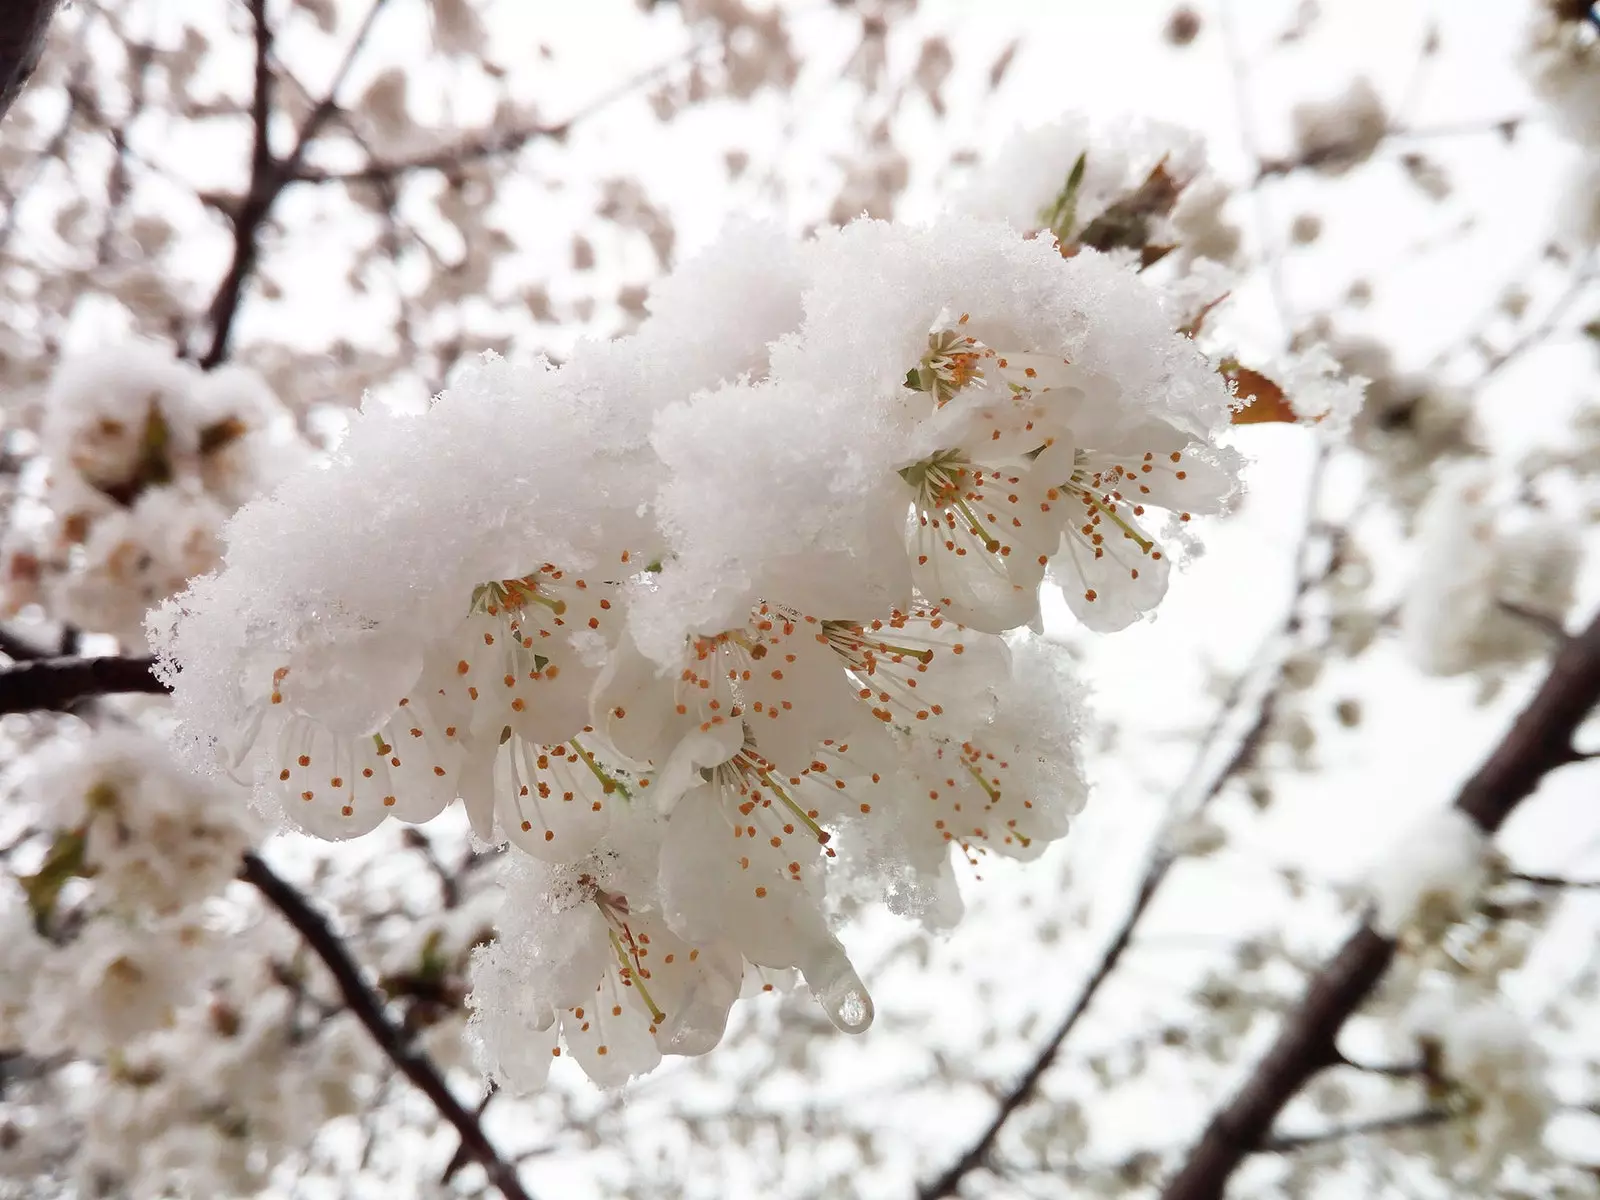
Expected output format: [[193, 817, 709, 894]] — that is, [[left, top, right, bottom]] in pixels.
[[1400, 465, 1579, 678], [156, 204, 1241, 1081], [1250, 344, 1367, 432], [1367, 806, 1489, 937], [58, 921, 383, 1200], [955, 115, 1204, 238]]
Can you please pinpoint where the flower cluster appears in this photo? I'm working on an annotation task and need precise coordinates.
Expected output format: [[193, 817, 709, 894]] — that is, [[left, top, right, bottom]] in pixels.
[[155, 210, 1245, 1086], [2, 729, 260, 1057], [1400, 464, 1578, 682], [1, 343, 310, 647], [0, 729, 389, 1198]]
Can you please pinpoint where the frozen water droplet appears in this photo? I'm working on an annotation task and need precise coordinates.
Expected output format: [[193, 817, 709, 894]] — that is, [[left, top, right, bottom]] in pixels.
[[835, 989, 871, 1032], [815, 969, 874, 1034]]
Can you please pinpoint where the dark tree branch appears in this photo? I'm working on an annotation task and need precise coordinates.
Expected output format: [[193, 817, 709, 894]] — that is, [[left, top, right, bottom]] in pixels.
[[1160, 607, 1600, 1200], [0, 0, 59, 123], [241, 853, 536, 1200], [197, 0, 276, 370], [0, 655, 168, 713]]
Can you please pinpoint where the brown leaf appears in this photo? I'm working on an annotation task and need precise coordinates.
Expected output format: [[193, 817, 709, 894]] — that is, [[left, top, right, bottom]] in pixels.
[[1177, 292, 1232, 340], [1222, 363, 1298, 425], [1076, 161, 1183, 256]]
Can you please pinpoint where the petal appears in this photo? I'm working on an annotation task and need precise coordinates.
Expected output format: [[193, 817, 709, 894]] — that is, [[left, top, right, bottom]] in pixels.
[[495, 734, 615, 862], [558, 972, 662, 1087], [1051, 518, 1171, 633], [658, 775, 831, 970]]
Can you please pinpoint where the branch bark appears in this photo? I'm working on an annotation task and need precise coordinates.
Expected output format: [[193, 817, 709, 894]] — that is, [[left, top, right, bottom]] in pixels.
[[0, 654, 168, 713], [1159, 607, 1600, 1200], [0, 0, 58, 123], [242, 853, 536, 1200]]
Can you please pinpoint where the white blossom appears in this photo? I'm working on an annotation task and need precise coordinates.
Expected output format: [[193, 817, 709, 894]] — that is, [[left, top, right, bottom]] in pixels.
[[1400, 464, 1579, 678], [1366, 806, 1488, 937]]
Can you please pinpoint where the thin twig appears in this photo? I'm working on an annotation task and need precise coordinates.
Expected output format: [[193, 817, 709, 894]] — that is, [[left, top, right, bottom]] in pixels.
[[1509, 871, 1600, 889], [1160, 607, 1600, 1200], [286, 40, 710, 185], [1261, 1108, 1453, 1153], [199, 0, 392, 368], [241, 852, 536, 1200]]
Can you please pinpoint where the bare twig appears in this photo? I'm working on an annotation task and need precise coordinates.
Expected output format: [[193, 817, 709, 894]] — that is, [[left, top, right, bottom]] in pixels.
[[286, 41, 710, 185], [241, 853, 535, 1200], [1509, 871, 1600, 889], [1261, 1108, 1454, 1153], [1160, 607, 1600, 1200], [199, 0, 392, 368], [0, 654, 167, 713], [0, 0, 60, 123]]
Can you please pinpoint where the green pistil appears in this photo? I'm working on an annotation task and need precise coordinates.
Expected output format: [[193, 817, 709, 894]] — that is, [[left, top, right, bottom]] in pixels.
[[470, 577, 567, 617], [757, 768, 832, 845], [608, 928, 666, 1023], [570, 736, 630, 801], [966, 762, 1001, 803]]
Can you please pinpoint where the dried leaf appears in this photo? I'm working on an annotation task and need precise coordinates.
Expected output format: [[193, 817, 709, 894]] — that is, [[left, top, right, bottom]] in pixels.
[[1178, 292, 1232, 340], [1076, 160, 1183, 256], [198, 416, 249, 457], [1221, 361, 1299, 424], [987, 40, 1019, 91]]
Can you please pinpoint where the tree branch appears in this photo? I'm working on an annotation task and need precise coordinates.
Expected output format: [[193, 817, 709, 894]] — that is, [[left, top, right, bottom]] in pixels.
[[199, 0, 392, 369], [285, 40, 708, 185], [1159, 607, 1600, 1200], [1509, 870, 1600, 889], [0, 0, 59, 123], [1260, 1107, 1454, 1154], [241, 853, 535, 1200], [0, 655, 168, 713]]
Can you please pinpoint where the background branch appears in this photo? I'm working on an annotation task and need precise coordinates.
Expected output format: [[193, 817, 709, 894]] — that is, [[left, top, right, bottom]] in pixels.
[[0, 655, 168, 713], [241, 852, 535, 1200], [0, 0, 59, 123], [1159, 606, 1600, 1200], [199, 0, 392, 368]]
